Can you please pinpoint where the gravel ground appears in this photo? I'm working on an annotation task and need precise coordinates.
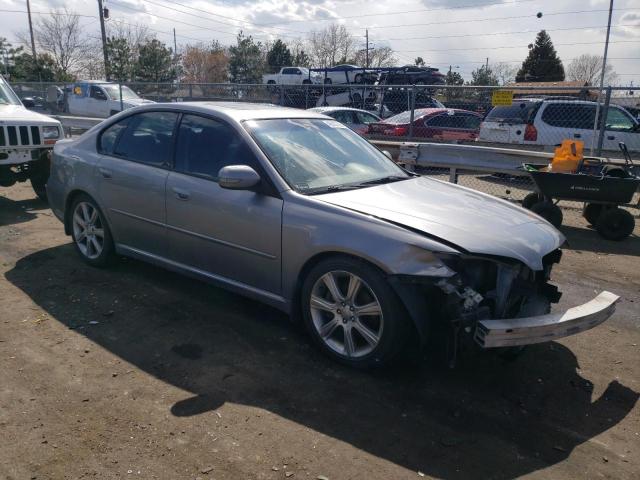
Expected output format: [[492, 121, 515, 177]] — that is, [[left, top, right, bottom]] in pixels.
[[1, 181, 638, 480]]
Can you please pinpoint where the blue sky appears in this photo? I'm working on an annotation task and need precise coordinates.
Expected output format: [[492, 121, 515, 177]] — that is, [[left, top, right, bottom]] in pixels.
[[1, 0, 638, 86]]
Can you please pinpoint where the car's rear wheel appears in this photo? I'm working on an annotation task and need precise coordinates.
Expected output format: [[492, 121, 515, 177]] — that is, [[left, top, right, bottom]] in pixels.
[[70, 194, 114, 267], [301, 257, 409, 368]]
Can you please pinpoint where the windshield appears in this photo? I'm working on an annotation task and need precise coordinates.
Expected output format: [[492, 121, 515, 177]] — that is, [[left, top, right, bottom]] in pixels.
[[102, 85, 140, 101], [0, 76, 22, 105], [245, 118, 409, 194]]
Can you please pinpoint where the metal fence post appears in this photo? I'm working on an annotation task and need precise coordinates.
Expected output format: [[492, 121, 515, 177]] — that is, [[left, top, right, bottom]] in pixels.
[[279, 83, 285, 106], [407, 86, 416, 140], [596, 86, 612, 157]]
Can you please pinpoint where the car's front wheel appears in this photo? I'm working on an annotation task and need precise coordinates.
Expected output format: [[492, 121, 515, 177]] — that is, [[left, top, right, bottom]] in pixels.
[[70, 194, 114, 267], [301, 257, 409, 368]]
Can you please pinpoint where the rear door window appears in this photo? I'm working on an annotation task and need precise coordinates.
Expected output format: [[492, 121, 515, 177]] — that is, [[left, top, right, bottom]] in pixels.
[[330, 110, 356, 124], [541, 103, 596, 129], [114, 111, 179, 166], [99, 118, 129, 154]]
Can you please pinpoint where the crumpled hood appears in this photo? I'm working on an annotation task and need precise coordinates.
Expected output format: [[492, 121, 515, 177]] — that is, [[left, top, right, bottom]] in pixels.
[[0, 104, 61, 125], [317, 176, 565, 271]]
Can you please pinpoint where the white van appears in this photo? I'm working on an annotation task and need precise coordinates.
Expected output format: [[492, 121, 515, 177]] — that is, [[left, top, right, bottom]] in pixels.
[[66, 81, 154, 118], [479, 98, 640, 152]]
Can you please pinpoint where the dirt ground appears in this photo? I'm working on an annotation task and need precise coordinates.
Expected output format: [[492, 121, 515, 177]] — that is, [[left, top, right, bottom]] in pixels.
[[1, 181, 638, 480]]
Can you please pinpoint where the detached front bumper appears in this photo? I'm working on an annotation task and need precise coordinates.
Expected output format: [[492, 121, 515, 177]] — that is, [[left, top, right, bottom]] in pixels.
[[475, 291, 619, 348]]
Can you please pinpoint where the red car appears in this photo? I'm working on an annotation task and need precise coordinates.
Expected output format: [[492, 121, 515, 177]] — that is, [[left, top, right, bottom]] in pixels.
[[367, 108, 483, 140]]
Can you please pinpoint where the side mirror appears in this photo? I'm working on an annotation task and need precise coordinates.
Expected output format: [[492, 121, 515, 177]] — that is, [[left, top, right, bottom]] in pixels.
[[382, 150, 393, 160], [218, 165, 261, 190]]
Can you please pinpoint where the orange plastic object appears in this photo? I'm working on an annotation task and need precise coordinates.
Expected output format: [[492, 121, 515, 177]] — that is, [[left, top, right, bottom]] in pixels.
[[550, 139, 584, 173]]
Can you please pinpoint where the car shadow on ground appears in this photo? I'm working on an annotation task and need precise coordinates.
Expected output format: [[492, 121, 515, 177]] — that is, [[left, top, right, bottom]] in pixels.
[[0, 195, 43, 227], [6, 245, 639, 480]]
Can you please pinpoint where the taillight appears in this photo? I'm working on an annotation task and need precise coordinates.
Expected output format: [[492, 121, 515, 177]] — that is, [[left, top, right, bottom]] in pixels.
[[524, 123, 537, 141], [391, 126, 408, 136]]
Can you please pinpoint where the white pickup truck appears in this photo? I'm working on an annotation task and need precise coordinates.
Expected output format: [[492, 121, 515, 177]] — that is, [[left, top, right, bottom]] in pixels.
[[66, 80, 154, 118], [1, 75, 63, 200], [263, 67, 322, 85]]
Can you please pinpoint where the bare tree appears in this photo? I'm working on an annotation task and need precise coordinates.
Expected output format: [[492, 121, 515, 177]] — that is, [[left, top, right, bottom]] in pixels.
[[182, 41, 229, 83], [566, 54, 618, 86], [353, 46, 397, 68], [308, 24, 355, 68], [17, 8, 88, 78], [491, 62, 518, 85]]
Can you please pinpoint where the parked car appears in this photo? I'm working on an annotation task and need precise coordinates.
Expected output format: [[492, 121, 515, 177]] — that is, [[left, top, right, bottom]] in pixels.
[[309, 106, 381, 134], [0, 74, 63, 200], [263, 67, 322, 85], [367, 108, 483, 140], [66, 80, 155, 118], [479, 98, 640, 151], [315, 87, 377, 109], [47, 102, 618, 368], [378, 66, 445, 86], [319, 64, 376, 84], [381, 90, 445, 115]]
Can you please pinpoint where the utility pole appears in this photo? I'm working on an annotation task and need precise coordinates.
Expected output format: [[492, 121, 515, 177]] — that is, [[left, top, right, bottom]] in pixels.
[[173, 28, 177, 58], [365, 29, 369, 68], [485, 57, 489, 70], [98, 0, 109, 80], [593, 0, 614, 155], [26, 0, 37, 59]]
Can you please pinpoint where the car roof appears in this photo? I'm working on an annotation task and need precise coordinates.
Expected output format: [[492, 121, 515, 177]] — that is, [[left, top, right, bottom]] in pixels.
[[132, 101, 330, 122]]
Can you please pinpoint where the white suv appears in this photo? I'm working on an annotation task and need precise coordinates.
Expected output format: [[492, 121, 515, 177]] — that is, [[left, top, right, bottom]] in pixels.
[[479, 98, 640, 152]]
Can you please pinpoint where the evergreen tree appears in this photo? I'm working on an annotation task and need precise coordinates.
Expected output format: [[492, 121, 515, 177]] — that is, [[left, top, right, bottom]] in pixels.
[[414, 57, 425, 67], [106, 37, 133, 82], [468, 65, 498, 86], [445, 68, 464, 101], [11, 53, 57, 81], [266, 39, 292, 73], [135, 39, 177, 83], [516, 30, 565, 82], [228, 32, 263, 84], [293, 49, 311, 68]]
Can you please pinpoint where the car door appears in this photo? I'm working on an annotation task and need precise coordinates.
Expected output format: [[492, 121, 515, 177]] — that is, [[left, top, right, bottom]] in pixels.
[[601, 106, 640, 153], [67, 83, 87, 115], [165, 114, 283, 294], [88, 85, 111, 118], [96, 111, 179, 258], [537, 103, 596, 147]]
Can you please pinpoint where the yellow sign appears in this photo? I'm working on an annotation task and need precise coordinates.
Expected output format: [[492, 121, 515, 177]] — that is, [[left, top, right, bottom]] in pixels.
[[492, 90, 513, 106]]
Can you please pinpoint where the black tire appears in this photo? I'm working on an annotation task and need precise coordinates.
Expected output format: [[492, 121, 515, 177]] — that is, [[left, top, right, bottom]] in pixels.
[[301, 256, 410, 369], [583, 203, 604, 226], [31, 178, 48, 202], [531, 201, 563, 228], [302, 79, 311, 85], [522, 192, 540, 210], [595, 207, 635, 241], [69, 194, 115, 267]]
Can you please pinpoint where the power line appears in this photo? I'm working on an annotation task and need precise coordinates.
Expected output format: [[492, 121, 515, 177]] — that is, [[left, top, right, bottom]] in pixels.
[[140, 0, 307, 35], [366, 8, 640, 30], [376, 24, 638, 42], [395, 40, 640, 54], [256, 0, 537, 26]]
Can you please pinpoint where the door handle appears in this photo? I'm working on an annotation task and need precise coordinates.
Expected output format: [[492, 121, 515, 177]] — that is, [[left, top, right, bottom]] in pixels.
[[607, 135, 615, 140], [172, 187, 190, 200], [99, 167, 112, 179], [573, 133, 581, 138]]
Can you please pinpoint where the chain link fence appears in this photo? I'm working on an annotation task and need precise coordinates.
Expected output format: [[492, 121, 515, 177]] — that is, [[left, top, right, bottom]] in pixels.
[[9, 80, 639, 233]]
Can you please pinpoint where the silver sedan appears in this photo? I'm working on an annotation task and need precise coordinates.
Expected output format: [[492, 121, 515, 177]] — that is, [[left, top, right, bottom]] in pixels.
[[47, 102, 618, 368]]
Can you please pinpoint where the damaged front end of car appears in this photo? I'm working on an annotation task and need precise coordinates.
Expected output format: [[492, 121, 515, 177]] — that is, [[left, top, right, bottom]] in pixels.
[[390, 248, 618, 365]]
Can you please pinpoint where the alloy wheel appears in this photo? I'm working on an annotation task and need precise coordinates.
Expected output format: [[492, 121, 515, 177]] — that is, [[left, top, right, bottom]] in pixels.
[[309, 270, 384, 358], [72, 201, 105, 260]]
